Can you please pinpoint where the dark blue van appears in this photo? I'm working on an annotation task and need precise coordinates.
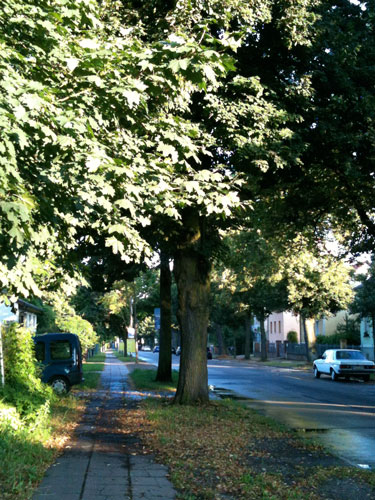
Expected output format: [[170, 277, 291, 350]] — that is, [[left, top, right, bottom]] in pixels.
[[34, 333, 83, 394]]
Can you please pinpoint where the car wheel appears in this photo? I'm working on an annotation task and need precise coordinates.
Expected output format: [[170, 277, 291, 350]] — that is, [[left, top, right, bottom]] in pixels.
[[330, 369, 338, 381], [50, 377, 70, 395], [313, 365, 320, 379], [362, 375, 370, 382]]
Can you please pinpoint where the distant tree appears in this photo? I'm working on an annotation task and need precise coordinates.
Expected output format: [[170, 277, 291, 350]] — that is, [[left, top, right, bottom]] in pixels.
[[220, 231, 289, 361], [56, 315, 98, 355], [282, 240, 353, 361], [335, 315, 360, 346], [351, 262, 375, 361]]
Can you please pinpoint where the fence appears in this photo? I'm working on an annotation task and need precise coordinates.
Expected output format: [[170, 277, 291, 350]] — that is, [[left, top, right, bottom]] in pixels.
[[253, 342, 374, 361], [287, 343, 374, 361]]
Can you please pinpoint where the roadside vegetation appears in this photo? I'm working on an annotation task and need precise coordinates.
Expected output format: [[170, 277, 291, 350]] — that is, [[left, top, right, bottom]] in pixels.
[[0, 325, 102, 499], [76, 352, 106, 391], [126, 368, 375, 499], [129, 368, 178, 393], [113, 351, 138, 363]]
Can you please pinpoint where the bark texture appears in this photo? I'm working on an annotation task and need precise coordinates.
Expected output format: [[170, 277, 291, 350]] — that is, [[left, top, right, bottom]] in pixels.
[[260, 314, 267, 361], [244, 315, 252, 360], [302, 316, 311, 362], [173, 211, 210, 404], [156, 251, 172, 382]]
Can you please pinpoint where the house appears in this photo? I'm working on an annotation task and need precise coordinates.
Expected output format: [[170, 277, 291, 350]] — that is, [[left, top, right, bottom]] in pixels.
[[314, 311, 353, 338], [253, 311, 301, 356], [266, 311, 300, 343], [0, 299, 42, 332]]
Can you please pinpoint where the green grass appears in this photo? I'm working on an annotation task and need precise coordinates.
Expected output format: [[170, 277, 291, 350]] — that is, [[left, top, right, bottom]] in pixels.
[[77, 352, 106, 390], [130, 368, 178, 392], [0, 394, 83, 500], [113, 351, 135, 362], [257, 359, 311, 369], [82, 363, 104, 372]]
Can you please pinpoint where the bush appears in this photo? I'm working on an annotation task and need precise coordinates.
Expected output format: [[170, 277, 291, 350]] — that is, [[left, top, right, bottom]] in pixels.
[[1, 323, 54, 430], [287, 330, 298, 343], [2, 324, 42, 386]]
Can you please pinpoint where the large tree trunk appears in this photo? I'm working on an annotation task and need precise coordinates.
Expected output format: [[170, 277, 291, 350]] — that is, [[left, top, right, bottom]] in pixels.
[[260, 313, 267, 361], [122, 331, 128, 357], [156, 251, 172, 382], [372, 313, 375, 363], [302, 316, 311, 362], [244, 315, 252, 360], [173, 212, 210, 404]]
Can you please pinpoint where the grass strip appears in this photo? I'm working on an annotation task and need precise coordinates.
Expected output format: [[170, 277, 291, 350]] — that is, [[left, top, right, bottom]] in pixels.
[[133, 398, 375, 499], [257, 360, 311, 369], [79, 352, 106, 390], [126, 371, 375, 499], [113, 351, 136, 363], [129, 368, 178, 392]]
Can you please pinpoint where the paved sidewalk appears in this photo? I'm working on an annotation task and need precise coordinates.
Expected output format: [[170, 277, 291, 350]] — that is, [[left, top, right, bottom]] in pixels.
[[32, 352, 176, 500]]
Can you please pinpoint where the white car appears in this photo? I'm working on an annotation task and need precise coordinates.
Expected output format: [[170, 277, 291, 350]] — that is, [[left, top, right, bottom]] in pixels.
[[313, 349, 375, 382]]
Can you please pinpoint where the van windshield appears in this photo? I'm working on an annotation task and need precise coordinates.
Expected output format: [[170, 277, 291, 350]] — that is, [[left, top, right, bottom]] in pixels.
[[50, 340, 72, 360]]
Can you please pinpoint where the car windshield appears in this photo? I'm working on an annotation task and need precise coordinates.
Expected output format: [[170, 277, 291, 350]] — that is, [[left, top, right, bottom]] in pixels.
[[336, 351, 365, 360]]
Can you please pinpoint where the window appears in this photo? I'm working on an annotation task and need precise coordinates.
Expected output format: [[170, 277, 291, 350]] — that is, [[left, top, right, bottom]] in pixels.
[[270, 322, 273, 334], [336, 351, 365, 360], [50, 340, 72, 360], [278, 321, 281, 333], [35, 342, 45, 362], [274, 322, 277, 334]]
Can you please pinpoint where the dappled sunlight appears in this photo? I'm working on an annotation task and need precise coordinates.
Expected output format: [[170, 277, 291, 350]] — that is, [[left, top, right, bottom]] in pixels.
[[257, 400, 375, 411]]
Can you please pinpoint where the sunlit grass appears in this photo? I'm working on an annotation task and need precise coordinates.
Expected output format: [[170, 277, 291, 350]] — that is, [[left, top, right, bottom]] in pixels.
[[130, 368, 178, 392], [0, 395, 84, 500], [113, 351, 136, 362]]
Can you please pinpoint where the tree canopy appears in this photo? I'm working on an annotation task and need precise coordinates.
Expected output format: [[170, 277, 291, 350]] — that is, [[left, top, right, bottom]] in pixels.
[[1, 0, 374, 403]]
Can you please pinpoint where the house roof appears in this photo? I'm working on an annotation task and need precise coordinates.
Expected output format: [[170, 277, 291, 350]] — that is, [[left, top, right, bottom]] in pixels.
[[17, 299, 43, 314]]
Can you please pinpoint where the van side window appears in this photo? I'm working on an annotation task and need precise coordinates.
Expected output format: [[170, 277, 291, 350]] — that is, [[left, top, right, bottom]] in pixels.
[[35, 342, 45, 362], [50, 340, 72, 360]]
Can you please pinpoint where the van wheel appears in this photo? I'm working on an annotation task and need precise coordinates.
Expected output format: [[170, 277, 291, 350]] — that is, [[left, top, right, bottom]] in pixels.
[[362, 375, 370, 382], [50, 377, 70, 395]]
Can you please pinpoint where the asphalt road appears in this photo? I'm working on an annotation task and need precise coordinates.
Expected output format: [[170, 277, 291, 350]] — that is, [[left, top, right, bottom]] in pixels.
[[138, 351, 375, 469]]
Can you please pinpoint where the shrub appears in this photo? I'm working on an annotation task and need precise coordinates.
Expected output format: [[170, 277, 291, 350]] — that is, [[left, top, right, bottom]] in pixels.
[[287, 330, 298, 343], [56, 314, 98, 353], [1, 323, 54, 430], [2, 323, 41, 386]]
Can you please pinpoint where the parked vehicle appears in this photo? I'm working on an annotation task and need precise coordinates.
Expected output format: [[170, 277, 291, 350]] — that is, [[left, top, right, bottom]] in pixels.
[[34, 333, 83, 394], [176, 346, 181, 356], [141, 345, 151, 351], [313, 349, 375, 382], [207, 347, 213, 360], [153, 345, 160, 353]]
